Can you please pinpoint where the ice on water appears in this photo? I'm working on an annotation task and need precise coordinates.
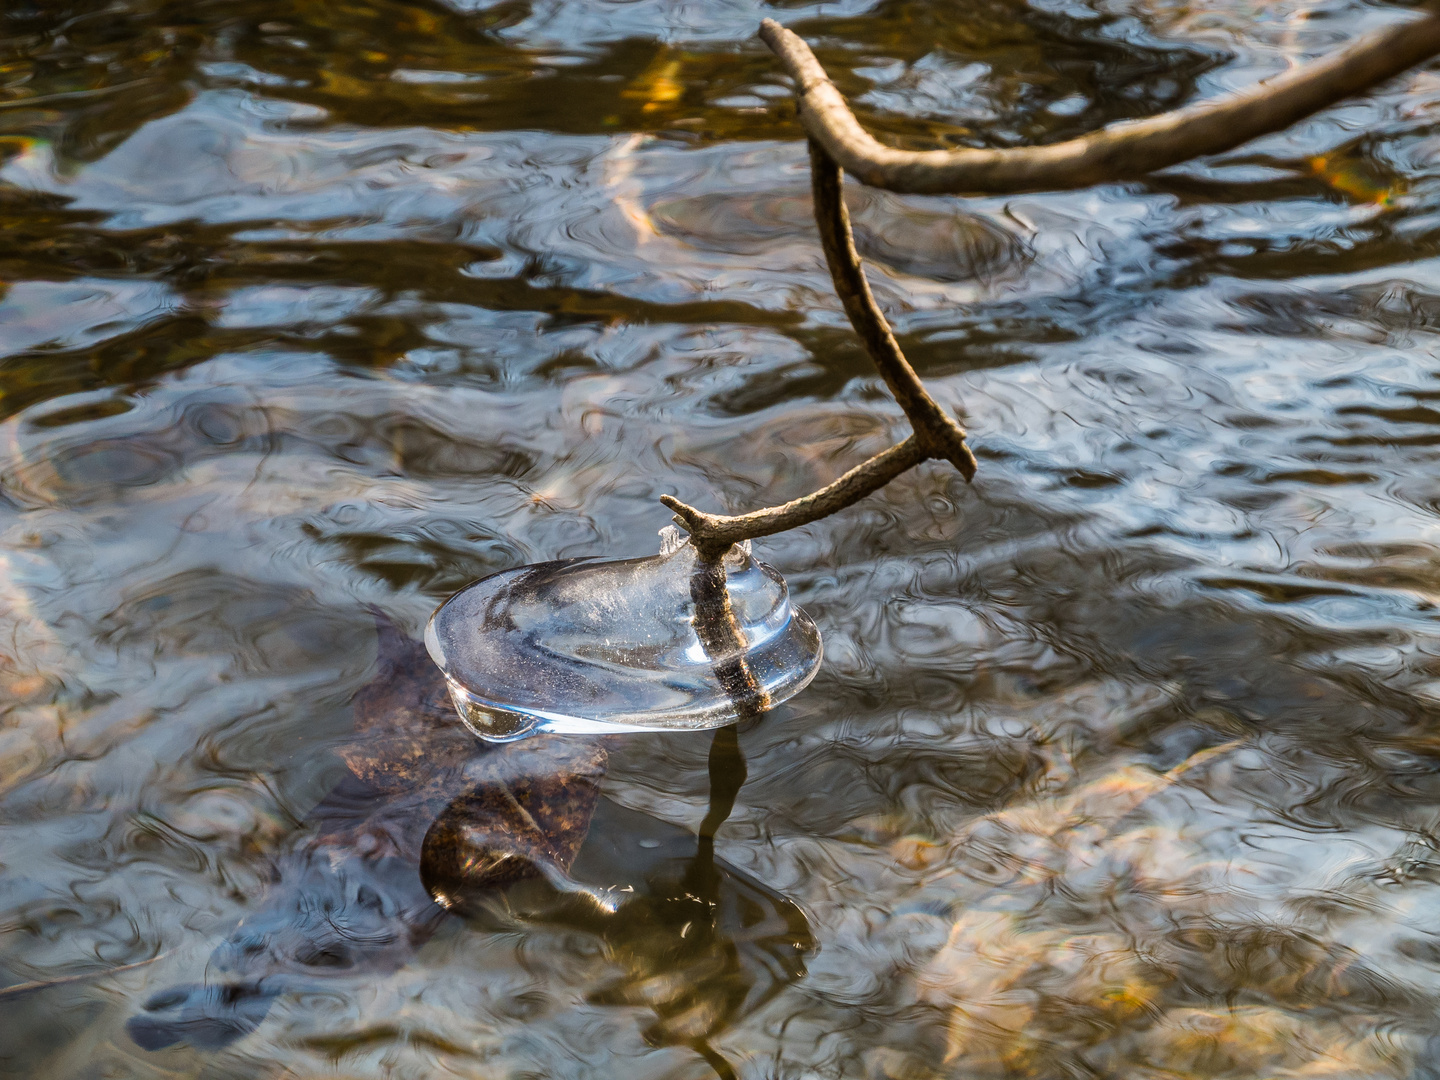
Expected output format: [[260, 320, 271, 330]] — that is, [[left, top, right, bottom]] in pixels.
[[425, 534, 821, 740]]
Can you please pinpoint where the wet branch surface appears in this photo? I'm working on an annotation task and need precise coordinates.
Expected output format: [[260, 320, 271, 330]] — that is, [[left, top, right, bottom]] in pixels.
[[688, 554, 773, 711]]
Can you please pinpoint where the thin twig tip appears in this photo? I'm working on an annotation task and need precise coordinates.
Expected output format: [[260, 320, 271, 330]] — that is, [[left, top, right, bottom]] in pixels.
[[659, 495, 703, 527]]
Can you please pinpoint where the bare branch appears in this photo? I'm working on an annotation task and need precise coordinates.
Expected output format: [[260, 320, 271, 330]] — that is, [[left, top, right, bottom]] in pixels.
[[658, 138, 977, 557], [689, 557, 771, 714], [761, 14, 1440, 195], [0, 951, 169, 1002], [808, 138, 977, 480], [661, 434, 928, 557], [657, 9, 1440, 556]]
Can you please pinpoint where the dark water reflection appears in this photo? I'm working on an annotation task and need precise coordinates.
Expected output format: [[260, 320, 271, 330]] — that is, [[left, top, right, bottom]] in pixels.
[[7, 0, 1440, 1076]]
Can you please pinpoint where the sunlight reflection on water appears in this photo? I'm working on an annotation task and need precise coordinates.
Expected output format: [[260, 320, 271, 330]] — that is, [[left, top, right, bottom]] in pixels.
[[6, 0, 1440, 1076]]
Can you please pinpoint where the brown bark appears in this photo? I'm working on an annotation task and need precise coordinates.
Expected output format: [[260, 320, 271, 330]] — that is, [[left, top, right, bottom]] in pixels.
[[760, 14, 1440, 195], [662, 434, 929, 556]]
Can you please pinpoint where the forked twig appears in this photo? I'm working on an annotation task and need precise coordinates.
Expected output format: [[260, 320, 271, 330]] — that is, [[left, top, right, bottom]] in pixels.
[[662, 11, 1440, 558], [663, 137, 974, 557], [759, 12, 1440, 195]]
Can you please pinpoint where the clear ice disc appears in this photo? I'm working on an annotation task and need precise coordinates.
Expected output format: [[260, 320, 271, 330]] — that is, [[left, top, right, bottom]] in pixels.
[[425, 541, 822, 741]]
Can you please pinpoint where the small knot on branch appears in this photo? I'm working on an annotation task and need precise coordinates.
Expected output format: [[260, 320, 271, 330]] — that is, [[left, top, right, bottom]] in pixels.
[[913, 409, 978, 482], [659, 495, 734, 561]]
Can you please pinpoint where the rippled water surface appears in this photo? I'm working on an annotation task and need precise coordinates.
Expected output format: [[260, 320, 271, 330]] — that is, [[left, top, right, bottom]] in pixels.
[[8, 0, 1440, 1076]]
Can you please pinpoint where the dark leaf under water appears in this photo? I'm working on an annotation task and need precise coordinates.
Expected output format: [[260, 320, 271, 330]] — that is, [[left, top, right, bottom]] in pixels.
[[123, 616, 810, 1065]]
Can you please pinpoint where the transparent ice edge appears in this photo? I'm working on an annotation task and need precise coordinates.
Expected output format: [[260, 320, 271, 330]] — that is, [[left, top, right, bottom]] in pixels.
[[423, 538, 823, 743], [428, 616, 822, 743]]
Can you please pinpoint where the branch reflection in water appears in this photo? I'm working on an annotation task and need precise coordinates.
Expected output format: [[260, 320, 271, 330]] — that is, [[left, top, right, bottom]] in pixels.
[[425, 546, 810, 1075], [126, 556, 813, 1079]]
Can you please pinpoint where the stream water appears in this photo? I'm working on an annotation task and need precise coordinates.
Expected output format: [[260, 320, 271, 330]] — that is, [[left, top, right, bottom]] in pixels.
[[6, 0, 1440, 1076]]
